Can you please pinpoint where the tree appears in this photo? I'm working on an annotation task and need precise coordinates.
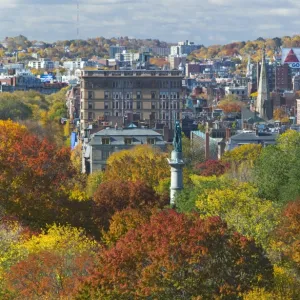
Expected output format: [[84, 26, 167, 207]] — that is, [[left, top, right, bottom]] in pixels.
[[273, 108, 289, 123], [101, 208, 153, 247], [274, 200, 300, 272], [195, 181, 280, 248], [218, 95, 244, 113], [0, 120, 75, 226], [254, 142, 300, 203], [86, 170, 104, 198], [175, 175, 225, 213], [104, 145, 169, 189], [0, 98, 32, 120], [81, 210, 273, 299], [92, 180, 162, 230], [6, 250, 94, 299], [222, 144, 262, 181], [194, 159, 229, 176], [254, 145, 291, 202]]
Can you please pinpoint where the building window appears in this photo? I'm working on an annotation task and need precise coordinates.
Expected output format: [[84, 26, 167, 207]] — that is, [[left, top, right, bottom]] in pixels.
[[88, 102, 93, 109], [102, 138, 110, 145], [115, 112, 119, 117], [136, 91, 141, 99], [88, 112, 93, 120], [151, 102, 156, 109], [105, 91, 109, 99], [137, 101, 141, 109], [88, 91, 93, 99], [124, 138, 132, 145], [151, 91, 156, 99], [101, 150, 110, 160], [104, 102, 109, 109], [147, 138, 155, 145]]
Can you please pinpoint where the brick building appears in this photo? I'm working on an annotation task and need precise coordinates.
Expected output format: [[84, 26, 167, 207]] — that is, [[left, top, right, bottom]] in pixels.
[[79, 70, 184, 134]]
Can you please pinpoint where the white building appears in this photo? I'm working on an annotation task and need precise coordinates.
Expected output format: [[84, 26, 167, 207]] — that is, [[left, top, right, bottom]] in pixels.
[[225, 85, 248, 100], [63, 58, 96, 70], [170, 40, 201, 56], [28, 58, 58, 70], [115, 51, 139, 65]]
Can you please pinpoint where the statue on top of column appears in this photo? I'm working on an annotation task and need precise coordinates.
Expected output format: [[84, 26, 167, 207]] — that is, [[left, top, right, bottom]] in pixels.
[[173, 120, 182, 153]]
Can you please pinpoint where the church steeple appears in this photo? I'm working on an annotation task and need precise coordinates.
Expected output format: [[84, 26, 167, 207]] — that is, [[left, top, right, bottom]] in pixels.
[[256, 47, 272, 120]]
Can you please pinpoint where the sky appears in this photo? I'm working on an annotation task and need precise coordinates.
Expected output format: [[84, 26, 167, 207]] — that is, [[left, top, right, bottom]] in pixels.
[[0, 0, 300, 46]]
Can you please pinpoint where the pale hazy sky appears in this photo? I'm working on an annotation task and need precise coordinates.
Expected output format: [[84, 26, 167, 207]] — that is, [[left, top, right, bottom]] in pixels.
[[1, 0, 299, 45]]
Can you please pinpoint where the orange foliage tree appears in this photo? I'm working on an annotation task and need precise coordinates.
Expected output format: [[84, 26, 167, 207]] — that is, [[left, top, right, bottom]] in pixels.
[[81, 210, 273, 299], [217, 95, 244, 113], [0, 120, 75, 226], [6, 251, 94, 299]]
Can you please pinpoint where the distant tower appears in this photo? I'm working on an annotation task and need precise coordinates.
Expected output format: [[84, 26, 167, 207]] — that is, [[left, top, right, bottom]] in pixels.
[[256, 49, 272, 120], [77, 0, 80, 40]]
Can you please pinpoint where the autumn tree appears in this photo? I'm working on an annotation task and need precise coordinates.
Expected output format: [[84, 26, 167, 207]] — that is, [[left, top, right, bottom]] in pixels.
[[196, 181, 280, 248], [218, 95, 244, 113], [101, 208, 153, 247], [104, 145, 169, 189], [274, 199, 300, 272], [222, 144, 262, 181], [6, 251, 93, 299], [3, 225, 97, 299], [0, 120, 76, 226], [92, 180, 163, 230], [273, 108, 289, 123], [194, 159, 229, 176], [81, 210, 273, 299]]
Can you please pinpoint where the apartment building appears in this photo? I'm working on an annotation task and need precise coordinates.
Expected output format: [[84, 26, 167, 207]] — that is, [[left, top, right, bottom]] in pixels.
[[79, 70, 184, 133], [28, 58, 58, 70]]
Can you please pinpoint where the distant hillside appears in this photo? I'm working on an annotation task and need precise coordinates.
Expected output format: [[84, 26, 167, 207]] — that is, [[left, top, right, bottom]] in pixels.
[[189, 35, 300, 63], [0, 35, 173, 61], [1, 34, 300, 65]]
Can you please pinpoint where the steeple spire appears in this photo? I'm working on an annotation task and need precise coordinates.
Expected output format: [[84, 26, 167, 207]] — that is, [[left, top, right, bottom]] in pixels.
[[256, 47, 272, 120]]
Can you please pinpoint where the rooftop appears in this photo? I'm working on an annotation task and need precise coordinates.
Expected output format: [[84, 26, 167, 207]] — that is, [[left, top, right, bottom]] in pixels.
[[81, 70, 184, 78], [92, 128, 163, 137], [230, 131, 278, 142]]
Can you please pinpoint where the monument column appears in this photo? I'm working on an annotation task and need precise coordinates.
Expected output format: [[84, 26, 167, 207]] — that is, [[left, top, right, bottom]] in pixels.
[[168, 121, 184, 206]]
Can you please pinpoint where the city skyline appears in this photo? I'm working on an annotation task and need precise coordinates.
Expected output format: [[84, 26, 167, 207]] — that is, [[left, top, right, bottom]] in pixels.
[[1, 0, 300, 45]]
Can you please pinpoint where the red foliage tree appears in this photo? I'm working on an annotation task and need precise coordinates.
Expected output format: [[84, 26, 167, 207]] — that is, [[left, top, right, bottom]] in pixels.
[[82, 210, 273, 299], [92, 180, 164, 229], [194, 159, 229, 176], [0, 120, 75, 226], [6, 251, 94, 299], [275, 199, 300, 271]]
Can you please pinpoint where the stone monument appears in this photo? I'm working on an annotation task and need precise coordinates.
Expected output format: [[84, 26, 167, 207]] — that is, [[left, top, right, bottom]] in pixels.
[[168, 120, 184, 206]]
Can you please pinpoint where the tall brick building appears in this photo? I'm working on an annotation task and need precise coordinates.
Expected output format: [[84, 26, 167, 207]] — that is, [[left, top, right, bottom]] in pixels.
[[80, 70, 184, 133]]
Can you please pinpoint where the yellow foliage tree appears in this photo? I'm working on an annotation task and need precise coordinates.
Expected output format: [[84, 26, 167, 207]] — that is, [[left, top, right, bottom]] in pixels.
[[195, 180, 280, 248], [104, 145, 169, 189]]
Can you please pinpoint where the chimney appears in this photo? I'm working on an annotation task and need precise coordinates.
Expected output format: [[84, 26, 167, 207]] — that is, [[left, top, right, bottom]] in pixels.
[[225, 127, 231, 142], [205, 130, 210, 160]]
